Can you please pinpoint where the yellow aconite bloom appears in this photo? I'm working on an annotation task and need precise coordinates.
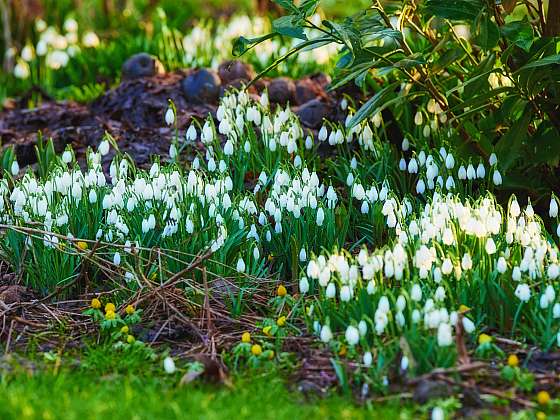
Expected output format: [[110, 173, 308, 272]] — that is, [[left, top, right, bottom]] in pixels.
[[76, 241, 88, 250], [507, 354, 519, 367], [125, 305, 135, 315], [127, 335, 135, 344], [459, 304, 470, 313], [478, 333, 492, 345], [263, 326, 272, 337], [251, 344, 262, 356], [241, 332, 251, 343], [105, 310, 116, 320], [105, 303, 116, 313], [537, 391, 550, 405], [121, 325, 129, 334], [277, 285, 287, 297], [277, 316, 286, 327], [90, 298, 101, 309]]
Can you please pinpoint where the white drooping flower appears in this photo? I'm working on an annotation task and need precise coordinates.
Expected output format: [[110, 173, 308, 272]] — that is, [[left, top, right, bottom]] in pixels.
[[345, 325, 360, 346], [437, 323, 453, 346], [165, 107, 175, 125], [550, 197, 559, 218], [163, 356, 176, 374], [514, 283, 531, 302], [320, 325, 333, 343]]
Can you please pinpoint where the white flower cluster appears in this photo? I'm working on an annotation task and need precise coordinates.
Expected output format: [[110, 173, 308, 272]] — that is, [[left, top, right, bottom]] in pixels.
[[303, 190, 560, 358], [12, 18, 100, 79]]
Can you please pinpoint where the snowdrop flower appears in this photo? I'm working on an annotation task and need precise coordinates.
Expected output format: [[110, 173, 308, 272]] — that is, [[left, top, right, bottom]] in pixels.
[[497, 257, 507, 273], [326, 283, 336, 298], [113, 252, 121, 266], [437, 323, 453, 346], [414, 111, 423, 125], [461, 253, 472, 270], [512, 266, 521, 281], [363, 351, 373, 367], [489, 153, 498, 166], [299, 277, 309, 294], [98, 140, 110, 156], [445, 153, 455, 169], [476, 162, 485, 178], [163, 356, 176, 374], [401, 137, 410, 151], [399, 158, 407, 171], [11, 161, 19, 176], [169, 143, 177, 159], [550, 197, 558, 218], [340, 285, 351, 302], [432, 407, 444, 420], [485, 238, 497, 255], [14, 61, 30, 79], [492, 170, 502, 186], [408, 158, 418, 174], [83, 31, 100, 48], [299, 248, 307, 262], [416, 179, 425, 195], [441, 258, 453, 275], [466, 164, 476, 180], [165, 107, 175, 125], [457, 165, 467, 180], [358, 320, 367, 336], [514, 283, 531, 302], [316, 207, 325, 226], [318, 125, 327, 142], [411, 283, 422, 302], [224, 140, 234, 156], [462, 317, 475, 333], [345, 325, 360, 346], [236, 257, 246, 273], [320, 325, 333, 343]]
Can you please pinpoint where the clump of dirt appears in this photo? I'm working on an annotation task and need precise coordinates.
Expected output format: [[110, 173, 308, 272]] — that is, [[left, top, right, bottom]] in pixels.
[[1, 62, 348, 169]]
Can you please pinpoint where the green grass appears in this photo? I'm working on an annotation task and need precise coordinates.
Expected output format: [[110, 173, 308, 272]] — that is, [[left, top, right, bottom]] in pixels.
[[0, 368, 405, 420]]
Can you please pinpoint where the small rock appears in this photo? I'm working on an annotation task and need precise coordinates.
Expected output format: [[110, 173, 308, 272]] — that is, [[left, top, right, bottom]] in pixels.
[[268, 77, 296, 105], [121, 53, 165, 80], [295, 77, 326, 105], [413, 379, 453, 404], [295, 99, 329, 129], [218, 60, 255, 84], [181, 69, 221, 104]]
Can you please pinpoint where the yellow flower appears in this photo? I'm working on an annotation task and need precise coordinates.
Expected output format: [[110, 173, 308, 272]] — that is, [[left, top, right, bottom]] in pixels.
[[241, 332, 251, 343], [537, 411, 547, 420], [537, 390, 550, 405], [126, 335, 135, 344], [125, 305, 135, 315], [105, 303, 116, 313], [277, 316, 286, 327], [121, 325, 129, 334], [459, 304, 470, 313], [105, 310, 116, 320], [277, 285, 287, 297], [90, 298, 101, 309], [507, 354, 519, 367], [478, 333, 492, 345], [251, 344, 262, 356], [76, 241, 88, 251], [263, 326, 272, 337]]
